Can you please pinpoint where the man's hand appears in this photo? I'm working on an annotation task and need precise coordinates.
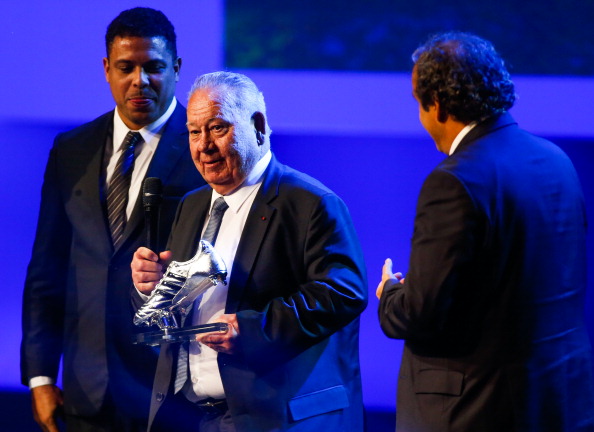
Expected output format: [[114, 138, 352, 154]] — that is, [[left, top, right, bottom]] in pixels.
[[31, 384, 63, 432], [376, 258, 405, 299], [131, 247, 172, 295], [196, 314, 240, 355]]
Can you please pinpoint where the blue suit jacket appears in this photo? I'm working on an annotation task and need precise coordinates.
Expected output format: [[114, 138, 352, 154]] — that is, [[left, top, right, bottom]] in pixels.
[[379, 113, 594, 431], [149, 156, 368, 431]]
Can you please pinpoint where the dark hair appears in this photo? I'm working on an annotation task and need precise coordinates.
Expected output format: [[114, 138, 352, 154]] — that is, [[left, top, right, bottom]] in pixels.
[[412, 32, 516, 123], [105, 7, 177, 59]]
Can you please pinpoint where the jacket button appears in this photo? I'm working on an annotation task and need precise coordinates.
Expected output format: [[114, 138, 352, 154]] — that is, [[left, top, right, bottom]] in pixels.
[[156, 392, 165, 402]]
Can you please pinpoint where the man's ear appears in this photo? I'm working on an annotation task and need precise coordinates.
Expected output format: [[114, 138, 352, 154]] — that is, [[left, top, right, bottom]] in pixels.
[[173, 57, 182, 82], [252, 112, 266, 145], [103, 57, 110, 82], [435, 101, 448, 123]]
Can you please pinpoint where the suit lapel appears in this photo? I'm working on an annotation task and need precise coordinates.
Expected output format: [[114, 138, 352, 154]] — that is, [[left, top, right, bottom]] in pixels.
[[225, 157, 282, 313], [144, 103, 190, 183], [74, 113, 113, 254], [120, 103, 190, 250], [177, 188, 211, 260]]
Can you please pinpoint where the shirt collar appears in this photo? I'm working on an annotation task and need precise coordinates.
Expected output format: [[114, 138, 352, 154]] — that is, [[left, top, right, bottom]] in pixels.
[[112, 98, 177, 151], [243, 150, 272, 187], [449, 121, 477, 155], [210, 150, 272, 214]]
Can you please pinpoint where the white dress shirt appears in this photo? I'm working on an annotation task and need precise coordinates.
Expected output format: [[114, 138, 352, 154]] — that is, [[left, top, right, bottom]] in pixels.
[[107, 98, 177, 218], [449, 121, 477, 155], [185, 150, 272, 401]]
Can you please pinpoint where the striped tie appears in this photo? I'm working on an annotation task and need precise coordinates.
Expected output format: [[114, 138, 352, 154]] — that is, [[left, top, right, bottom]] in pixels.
[[174, 197, 229, 394], [106, 131, 143, 249], [201, 197, 229, 245]]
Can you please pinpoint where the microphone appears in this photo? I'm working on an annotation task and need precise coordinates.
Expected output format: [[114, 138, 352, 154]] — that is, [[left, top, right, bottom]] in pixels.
[[143, 177, 163, 252]]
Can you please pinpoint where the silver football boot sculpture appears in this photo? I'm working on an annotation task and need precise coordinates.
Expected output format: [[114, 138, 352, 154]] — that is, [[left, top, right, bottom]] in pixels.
[[134, 240, 227, 330]]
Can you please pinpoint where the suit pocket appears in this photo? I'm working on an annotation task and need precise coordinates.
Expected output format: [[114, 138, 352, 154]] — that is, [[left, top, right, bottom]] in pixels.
[[414, 369, 464, 396], [288, 385, 349, 421]]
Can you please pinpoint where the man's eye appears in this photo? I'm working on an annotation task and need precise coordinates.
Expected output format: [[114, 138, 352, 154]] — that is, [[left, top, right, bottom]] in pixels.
[[143, 62, 167, 74], [119, 66, 133, 73], [145, 65, 166, 74]]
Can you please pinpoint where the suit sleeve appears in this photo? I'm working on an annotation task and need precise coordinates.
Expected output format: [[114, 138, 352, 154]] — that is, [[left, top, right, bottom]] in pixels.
[[238, 192, 368, 363], [378, 168, 485, 345], [20, 140, 71, 385]]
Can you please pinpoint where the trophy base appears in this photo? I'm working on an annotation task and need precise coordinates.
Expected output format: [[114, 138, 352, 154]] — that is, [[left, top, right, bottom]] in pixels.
[[133, 322, 229, 346]]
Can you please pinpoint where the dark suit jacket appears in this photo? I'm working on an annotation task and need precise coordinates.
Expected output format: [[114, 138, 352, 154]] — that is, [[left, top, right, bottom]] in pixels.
[[148, 156, 368, 431], [379, 113, 594, 432], [20, 102, 205, 420]]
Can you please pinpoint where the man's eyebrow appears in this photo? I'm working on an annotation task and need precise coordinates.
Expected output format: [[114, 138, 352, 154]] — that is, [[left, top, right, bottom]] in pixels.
[[112, 59, 166, 65], [186, 117, 226, 128], [144, 59, 167, 64]]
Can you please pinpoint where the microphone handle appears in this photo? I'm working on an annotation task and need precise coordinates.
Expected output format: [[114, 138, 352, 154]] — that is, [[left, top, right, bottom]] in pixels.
[[145, 206, 160, 252], [142, 177, 163, 253]]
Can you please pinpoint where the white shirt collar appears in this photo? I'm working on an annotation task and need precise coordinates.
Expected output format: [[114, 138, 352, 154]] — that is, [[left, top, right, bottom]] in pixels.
[[112, 98, 177, 151], [210, 150, 272, 214], [449, 121, 477, 155]]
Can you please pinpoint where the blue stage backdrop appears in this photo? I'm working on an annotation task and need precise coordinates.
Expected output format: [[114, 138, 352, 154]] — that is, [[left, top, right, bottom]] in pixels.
[[1, 2, 593, 429]]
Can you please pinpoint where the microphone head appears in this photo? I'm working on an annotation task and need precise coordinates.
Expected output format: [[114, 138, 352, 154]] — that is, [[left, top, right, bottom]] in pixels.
[[143, 177, 163, 208]]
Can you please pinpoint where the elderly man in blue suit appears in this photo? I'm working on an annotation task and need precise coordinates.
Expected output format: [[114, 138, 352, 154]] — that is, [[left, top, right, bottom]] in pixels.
[[132, 71, 368, 432]]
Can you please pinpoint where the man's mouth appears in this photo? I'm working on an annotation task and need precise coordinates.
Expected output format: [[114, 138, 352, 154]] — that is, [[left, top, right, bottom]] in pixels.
[[203, 158, 224, 167], [128, 96, 155, 107]]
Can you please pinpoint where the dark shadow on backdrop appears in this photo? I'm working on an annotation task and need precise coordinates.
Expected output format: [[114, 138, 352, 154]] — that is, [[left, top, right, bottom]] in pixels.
[[225, 0, 594, 75]]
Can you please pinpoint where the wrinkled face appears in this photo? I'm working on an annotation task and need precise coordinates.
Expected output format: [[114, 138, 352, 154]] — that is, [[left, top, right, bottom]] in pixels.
[[187, 88, 261, 195], [103, 36, 180, 130]]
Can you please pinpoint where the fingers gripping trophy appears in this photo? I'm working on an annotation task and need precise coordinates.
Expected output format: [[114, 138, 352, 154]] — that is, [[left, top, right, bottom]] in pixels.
[[133, 179, 229, 346], [133, 240, 228, 345]]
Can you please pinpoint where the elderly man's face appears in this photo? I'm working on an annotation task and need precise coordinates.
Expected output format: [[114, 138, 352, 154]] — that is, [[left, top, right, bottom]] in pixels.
[[103, 36, 180, 130], [187, 88, 261, 195]]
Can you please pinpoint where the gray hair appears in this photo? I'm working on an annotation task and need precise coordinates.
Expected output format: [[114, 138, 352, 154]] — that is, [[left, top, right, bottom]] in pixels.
[[188, 71, 272, 144]]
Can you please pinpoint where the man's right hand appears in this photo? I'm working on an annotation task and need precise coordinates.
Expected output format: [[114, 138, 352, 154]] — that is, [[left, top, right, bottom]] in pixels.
[[376, 258, 405, 299], [131, 247, 172, 295], [31, 384, 63, 432]]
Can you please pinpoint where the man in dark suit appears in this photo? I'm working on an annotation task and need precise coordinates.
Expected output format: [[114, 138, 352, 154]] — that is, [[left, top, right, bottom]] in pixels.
[[20, 8, 204, 432], [377, 32, 594, 432], [131, 71, 367, 432]]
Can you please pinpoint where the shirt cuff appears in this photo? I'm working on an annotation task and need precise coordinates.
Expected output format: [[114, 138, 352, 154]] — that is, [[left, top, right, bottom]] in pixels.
[[134, 283, 150, 301], [29, 376, 55, 389]]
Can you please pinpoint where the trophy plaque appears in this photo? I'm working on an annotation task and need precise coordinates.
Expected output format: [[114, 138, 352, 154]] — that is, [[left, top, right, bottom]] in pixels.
[[133, 240, 229, 346]]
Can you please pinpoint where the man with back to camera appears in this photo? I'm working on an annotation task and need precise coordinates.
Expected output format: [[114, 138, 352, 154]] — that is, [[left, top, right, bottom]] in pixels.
[[130, 71, 368, 432], [376, 32, 594, 431], [20, 7, 205, 432]]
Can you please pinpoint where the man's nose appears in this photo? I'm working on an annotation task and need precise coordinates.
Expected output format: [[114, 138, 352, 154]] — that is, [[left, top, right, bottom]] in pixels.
[[197, 132, 213, 151], [133, 67, 149, 87], [193, 131, 213, 152]]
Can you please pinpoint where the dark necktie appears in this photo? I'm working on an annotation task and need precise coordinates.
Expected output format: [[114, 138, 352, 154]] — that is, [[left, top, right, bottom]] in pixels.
[[174, 196, 229, 394], [201, 197, 229, 245], [106, 131, 143, 249]]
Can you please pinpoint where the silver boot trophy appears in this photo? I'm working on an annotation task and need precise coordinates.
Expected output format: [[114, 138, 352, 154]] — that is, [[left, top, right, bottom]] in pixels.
[[133, 240, 228, 346]]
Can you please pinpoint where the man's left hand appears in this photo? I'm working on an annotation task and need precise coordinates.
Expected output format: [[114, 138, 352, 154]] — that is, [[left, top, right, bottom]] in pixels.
[[197, 314, 240, 355]]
